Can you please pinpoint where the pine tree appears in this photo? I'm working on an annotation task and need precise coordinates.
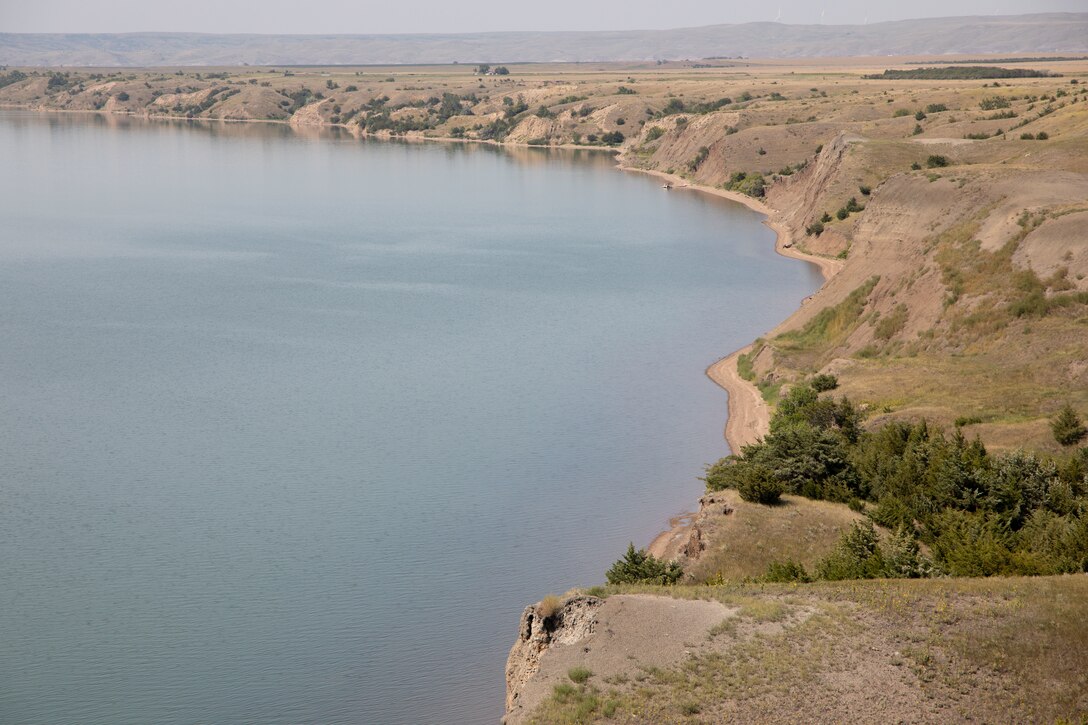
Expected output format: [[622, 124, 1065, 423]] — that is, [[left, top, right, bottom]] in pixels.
[[1051, 404, 1087, 447]]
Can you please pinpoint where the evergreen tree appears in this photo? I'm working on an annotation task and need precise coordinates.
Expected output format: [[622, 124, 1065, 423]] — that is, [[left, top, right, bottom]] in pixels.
[[1051, 404, 1087, 447]]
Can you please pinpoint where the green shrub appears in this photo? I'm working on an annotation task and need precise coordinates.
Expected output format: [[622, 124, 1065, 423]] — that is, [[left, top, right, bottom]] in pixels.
[[645, 126, 665, 141], [705, 459, 783, 505], [883, 527, 934, 578], [926, 154, 950, 168], [1051, 404, 1087, 447], [761, 560, 812, 583], [929, 510, 1014, 576], [723, 171, 766, 198], [0, 70, 28, 89], [811, 373, 839, 392], [817, 521, 886, 580], [1036, 131, 1049, 140], [737, 467, 785, 505], [605, 544, 683, 585], [806, 221, 825, 236], [1021, 132, 1035, 140], [979, 95, 1012, 110]]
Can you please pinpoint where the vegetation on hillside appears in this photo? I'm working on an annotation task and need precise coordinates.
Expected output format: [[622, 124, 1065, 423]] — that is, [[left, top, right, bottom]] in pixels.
[[701, 383, 1088, 581], [866, 66, 1057, 80]]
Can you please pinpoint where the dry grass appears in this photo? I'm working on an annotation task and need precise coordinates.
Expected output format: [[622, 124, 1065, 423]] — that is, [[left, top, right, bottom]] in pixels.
[[536, 594, 562, 619], [687, 490, 874, 583], [837, 329, 1088, 452], [539, 575, 1088, 723]]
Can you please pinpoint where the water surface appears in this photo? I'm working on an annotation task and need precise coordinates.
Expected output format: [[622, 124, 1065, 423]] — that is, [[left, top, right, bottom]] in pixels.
[[0, 111, 820, 723]]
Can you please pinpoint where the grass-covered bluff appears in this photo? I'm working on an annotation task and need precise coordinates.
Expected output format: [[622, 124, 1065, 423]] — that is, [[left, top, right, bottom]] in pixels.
[[534, 386, 1088, 723]]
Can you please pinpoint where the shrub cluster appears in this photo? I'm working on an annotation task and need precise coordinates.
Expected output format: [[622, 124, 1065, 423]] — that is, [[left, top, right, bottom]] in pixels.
[[835, 196, 865, 220], [0, 70, 28, 89], [706, 384, 1088, 578], [355, 92, 483, 136], [723, 171, 766, 198], [866, 67, 1053, 80], [766, 522, 933, 582], [644, 126, 665, 142]]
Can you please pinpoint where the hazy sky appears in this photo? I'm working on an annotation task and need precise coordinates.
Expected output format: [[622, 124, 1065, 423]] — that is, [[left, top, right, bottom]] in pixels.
[[1, 0, 1082, 34]]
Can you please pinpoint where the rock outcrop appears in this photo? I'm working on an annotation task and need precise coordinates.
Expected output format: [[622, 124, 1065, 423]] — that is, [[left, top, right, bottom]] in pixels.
[[504, 595, 603, 718]]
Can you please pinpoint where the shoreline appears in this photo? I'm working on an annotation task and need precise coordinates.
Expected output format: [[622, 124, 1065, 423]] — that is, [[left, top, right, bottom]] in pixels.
[[3, 104, 838, 562], [622, 163, 843, 560], [0, 104, 622, 153]]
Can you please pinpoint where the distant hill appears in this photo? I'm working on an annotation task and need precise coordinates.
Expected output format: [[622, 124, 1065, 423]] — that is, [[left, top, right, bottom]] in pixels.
[[2, 13, 1087, 67]]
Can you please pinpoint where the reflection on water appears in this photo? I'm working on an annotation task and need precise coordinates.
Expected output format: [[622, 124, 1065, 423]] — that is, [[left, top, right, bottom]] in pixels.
[[0, 110, 820, 724]]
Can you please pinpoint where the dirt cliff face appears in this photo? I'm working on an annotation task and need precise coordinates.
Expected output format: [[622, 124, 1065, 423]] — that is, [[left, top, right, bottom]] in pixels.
[[620, 90, 1087, 451], [504, 593, 736, 723], [504, 595, 603, 720]]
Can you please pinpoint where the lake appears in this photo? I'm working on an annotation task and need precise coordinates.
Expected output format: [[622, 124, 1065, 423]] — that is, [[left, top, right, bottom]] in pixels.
[[0, 111, 820, 723]]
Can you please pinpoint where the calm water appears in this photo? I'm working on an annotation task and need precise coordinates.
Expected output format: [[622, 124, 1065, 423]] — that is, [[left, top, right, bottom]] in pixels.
[[0, 111, 820, 724]]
